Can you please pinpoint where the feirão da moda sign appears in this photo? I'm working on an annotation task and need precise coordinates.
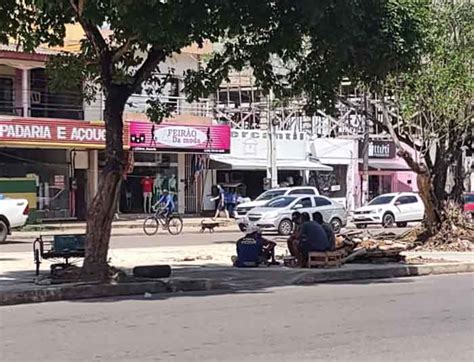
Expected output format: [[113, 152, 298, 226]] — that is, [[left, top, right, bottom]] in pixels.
[[129, 122, 230, 153], [0, 118, 128, 149]]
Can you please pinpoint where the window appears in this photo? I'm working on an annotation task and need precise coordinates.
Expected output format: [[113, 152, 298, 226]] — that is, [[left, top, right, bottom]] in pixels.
[[266, 196, 295, 208], [0, 77, 14, 114], [299, 197, 312, 208], [289, 188, 315, 195], [369, 195, 395, 205], [314, 197, 331, 207], [256, 190, 286, 201], [396, 196, 418, 205]]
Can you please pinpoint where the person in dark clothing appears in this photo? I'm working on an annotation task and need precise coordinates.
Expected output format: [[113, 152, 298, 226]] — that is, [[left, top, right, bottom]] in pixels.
[[298, 213, 331, 266], [313, 212, 336, 251], [234, 226, 278, 267], [287, 212, 302, 257]]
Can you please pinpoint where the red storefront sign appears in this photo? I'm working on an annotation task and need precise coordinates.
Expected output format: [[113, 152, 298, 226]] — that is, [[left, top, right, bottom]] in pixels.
[[0, 118, 129, 149]]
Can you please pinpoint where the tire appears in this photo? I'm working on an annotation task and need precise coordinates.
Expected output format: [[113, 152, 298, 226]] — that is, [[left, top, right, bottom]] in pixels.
[[167, 216, 183, 235], [278, 219, 293, 236], [0, 220, 8, 243], [396, 222, 408, 228], [143, 216, 159, 236], [238, 224, 248, 232], [382, 213, 395, 228], [330, 217, 342, 234], [355, 224, 366, 229]]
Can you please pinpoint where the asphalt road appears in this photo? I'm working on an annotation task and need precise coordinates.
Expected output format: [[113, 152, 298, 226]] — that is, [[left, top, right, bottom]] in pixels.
[[1, 274, 473, 361], [1, 225, 410, 253]]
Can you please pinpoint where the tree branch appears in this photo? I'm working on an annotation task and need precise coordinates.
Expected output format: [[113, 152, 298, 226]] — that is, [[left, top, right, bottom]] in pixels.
[[130, 47, 168, 94], [338, 95, 424, 152], [111, 37, 138, 63], [380, 99, 427, 175]]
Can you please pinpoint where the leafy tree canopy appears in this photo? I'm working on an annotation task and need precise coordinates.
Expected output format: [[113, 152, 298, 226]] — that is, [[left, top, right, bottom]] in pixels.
[[1, 0, 430, 116]]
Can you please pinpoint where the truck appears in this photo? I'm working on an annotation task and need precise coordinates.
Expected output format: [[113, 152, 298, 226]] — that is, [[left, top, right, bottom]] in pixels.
[[0, 196, 29, 243]]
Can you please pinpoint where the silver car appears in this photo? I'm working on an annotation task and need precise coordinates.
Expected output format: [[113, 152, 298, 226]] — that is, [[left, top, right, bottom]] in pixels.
[[243, 195, 347, 235]]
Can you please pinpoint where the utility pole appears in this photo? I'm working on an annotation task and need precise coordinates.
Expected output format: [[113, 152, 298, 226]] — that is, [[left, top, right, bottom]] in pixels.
[[267, 89, 278, 188], [361, 91, 370, 205]]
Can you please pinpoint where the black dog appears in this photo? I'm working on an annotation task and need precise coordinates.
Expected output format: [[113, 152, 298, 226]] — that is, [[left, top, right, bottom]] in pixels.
[[200, 220, 219, 233]]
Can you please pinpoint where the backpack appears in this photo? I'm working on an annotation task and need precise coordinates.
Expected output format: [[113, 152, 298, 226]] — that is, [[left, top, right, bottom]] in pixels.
[[235, 236, 262, 267]]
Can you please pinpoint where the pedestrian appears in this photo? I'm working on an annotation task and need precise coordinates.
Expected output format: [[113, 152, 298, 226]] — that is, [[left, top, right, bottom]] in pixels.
[[211, 185, 229, 219]]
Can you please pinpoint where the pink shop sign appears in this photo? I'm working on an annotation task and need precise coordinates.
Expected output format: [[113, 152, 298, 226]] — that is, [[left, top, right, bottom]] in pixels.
[[129, 122, 230, 154]]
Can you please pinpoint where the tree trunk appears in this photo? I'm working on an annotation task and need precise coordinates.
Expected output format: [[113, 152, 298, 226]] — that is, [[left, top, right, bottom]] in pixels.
[[82, 85, 129, 280], [416, 171, 443, 236], [450, 146, 465, 204]]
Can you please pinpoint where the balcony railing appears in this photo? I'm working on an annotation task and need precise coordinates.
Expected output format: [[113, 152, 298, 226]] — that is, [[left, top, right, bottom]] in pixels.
[[0, 89, 85, 120]]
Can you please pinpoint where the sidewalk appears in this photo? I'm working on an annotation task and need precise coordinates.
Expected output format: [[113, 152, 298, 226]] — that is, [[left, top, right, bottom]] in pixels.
[[1, 242, 473, 305], [16, 217, 239, 238]]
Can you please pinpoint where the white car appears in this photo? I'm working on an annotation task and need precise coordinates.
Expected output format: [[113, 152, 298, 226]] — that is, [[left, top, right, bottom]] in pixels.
[[0, 197, 29, 243], [241, 194, 347, 235], [353, 192, 425, 228], [235, 186, 320, 225]]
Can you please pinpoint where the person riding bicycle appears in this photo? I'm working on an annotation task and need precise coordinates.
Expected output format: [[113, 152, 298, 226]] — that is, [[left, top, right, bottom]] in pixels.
[[154, 189, 175, 219]]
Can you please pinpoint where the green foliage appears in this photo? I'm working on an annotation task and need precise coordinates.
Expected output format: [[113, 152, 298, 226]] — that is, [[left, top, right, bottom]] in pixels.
[[395, 1, 473, 135], [185, 0, 430, 113], [1, 0, 430, 118]]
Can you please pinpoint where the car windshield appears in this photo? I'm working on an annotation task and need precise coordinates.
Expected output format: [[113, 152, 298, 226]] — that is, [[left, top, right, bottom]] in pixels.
[[256, 189, 286, 201], [464, 194, 474, 203], [265, 196, 295, 208], [368, 195, 395, 205]]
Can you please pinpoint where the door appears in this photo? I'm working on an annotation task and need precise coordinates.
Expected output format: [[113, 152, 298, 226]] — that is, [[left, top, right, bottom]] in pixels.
[[411, 195, 425, 220], [297, 197, 313, 215], [393, 196, 415, 221], [313, 196, 335, 223]]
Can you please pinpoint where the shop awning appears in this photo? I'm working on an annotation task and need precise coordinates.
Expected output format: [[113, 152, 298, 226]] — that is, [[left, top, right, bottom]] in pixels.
[[366, 160, 411, 171], [210, 156, 333, 171]]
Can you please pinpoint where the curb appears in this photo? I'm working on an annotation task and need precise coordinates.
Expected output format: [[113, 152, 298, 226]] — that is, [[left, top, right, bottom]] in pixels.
[[1, 262, 472, 306], [0, 277, 227, 306], [290, 262, 474, 285]]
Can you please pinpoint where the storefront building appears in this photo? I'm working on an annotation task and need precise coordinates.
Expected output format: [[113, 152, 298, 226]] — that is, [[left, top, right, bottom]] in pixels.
[[124, 121, 230, 215], [0, 116, 125, 220], [358, 140, 418, 204], [308, 137, 358, 210], [207, 129, 334, 209]]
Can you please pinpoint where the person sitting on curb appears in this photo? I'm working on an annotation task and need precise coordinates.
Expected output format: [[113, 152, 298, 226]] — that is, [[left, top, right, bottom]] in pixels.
[[233, 225, 279, 267], [313, 212, 336, 251]]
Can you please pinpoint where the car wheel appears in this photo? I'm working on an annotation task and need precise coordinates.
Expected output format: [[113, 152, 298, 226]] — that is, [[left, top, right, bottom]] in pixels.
[[278, 219, 293, 236], [238, 224, 247, 232], [330, 217, 342, 233], [355, 224, 366, 229], [396, 222, 408, 228], [382, 213, 395, 228], [0, 220, 8, 243]]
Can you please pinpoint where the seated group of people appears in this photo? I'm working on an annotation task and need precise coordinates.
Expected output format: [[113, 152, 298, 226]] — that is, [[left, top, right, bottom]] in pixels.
[[287, 212, 336, 267], [233, 212, 335, 268]]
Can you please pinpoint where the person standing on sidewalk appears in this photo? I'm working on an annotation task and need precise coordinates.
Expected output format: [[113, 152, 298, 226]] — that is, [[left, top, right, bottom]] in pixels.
[[211, 185, 229, 219]]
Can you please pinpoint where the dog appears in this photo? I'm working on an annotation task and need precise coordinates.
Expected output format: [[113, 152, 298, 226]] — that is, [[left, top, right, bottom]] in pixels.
[[200, 219, 219, 233]]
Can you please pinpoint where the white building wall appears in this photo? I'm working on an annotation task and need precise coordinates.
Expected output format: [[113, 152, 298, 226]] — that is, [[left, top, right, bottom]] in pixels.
[[83, 52, 201, 122]]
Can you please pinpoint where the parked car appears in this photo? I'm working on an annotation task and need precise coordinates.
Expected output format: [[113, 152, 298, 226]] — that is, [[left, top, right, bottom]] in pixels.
[[464, 193, 474, 221], [235, 186, 320, 222], [0, 196, 29, 243], [239, 194, 347, 235], [353, 192, 425, 228]]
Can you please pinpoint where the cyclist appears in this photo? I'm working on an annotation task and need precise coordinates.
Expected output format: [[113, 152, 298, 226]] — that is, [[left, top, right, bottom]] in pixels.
[[154, 189, 175, 219]]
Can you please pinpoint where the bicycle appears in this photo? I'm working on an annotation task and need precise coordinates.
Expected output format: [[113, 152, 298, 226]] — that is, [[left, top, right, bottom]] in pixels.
[[143, 207, 183, 236]]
